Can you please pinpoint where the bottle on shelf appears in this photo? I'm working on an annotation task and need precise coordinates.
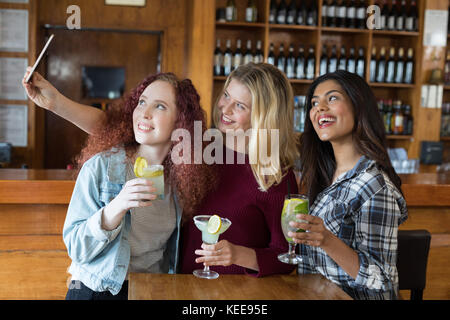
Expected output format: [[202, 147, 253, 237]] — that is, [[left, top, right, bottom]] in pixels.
[[404, 48, 414, 84], [336, 0, 346, 28], [394, 47, 405, 83], [320, 44, 328, 75], [294, 96, 307, 132], [441, 103, 450, 137], [214, 39, 223, 76], [225, 0, 237, 22], [296, 45, 306, 79], [376, 46, 386, 82], [277, 43, 286, 73], [327, 0, 337, 27], [347, 47, 356, 74], [286, 44, 296, 79], [338, 45, 347, 71], [243, 40, 253, 65], [328, 45, 338, 73], [287, 0, 298, 25], [306, 46, 316, 79], [267, 43, 276, 65], [356, 46, 365, 78], [387, 0, 397, 31], [403, 104, 413, 135], [356, 0, 366, 29], [383, 99, 393, 134], [406, 0, 418, 31], [224, 39, 233, 76], [396, 0, 406, 31], [254, 40, 263, 64], [322, 0, 328, 27], [370, 46, 377, 82], [277, 0, 288, 24], [307, 0, 318, 26], [385, 47, 396, 83], [445, 51, 450, 85], [269, 0, 277, 24], [346, 0, 356, 29], [380, 0, 388, 30], [391, 100, 404, 135], [245, 0, 258, 23], [233, 39, 243, 71], [377, 99, 385, 122]]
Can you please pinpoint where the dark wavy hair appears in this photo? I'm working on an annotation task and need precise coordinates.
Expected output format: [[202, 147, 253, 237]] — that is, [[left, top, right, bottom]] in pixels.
[[299, 70, 402, 204], [76, 72, 218, 219]]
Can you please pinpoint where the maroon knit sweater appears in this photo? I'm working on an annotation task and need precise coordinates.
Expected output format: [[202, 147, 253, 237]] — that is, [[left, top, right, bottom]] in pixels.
[[180, 146, 297, 276]]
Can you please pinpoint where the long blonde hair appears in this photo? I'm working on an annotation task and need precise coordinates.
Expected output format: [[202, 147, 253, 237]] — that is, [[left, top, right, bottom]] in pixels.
[[213, 63, 299, 191]]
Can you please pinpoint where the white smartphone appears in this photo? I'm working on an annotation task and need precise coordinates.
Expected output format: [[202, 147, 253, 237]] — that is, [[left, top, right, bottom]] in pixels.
[[25, 34, 55, 83]]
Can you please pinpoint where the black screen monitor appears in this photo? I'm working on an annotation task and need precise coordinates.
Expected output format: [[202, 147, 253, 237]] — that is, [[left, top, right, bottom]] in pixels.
[[82, 66, 125, 99]]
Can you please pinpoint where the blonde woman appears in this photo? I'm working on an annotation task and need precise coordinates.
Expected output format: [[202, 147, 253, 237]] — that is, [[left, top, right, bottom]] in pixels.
[[181, 63, 300, 276], [22, 63, 299, 276]]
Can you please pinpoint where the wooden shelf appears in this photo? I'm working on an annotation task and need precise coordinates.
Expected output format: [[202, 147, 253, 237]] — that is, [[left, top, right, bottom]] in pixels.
[[369, 82, 416, 88], [216, 22, 266, 28], [372, 30, 420, 37], [321, 27, 369, 34], [268, 24, 318, 31], [441, 137, 450, 141], [444, 85, 450, 91], [387, 135, 413, 140]]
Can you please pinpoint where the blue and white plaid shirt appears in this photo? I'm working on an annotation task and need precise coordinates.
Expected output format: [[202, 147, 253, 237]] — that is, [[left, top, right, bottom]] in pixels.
[[298, 156, 408, 300]]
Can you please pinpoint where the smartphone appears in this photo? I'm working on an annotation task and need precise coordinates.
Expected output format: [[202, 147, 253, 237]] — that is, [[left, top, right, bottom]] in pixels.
[[25, 34, 55, 83]]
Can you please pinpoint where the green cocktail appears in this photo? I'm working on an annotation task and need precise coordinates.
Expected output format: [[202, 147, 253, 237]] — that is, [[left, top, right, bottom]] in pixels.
[[278, 194, 309, 264]]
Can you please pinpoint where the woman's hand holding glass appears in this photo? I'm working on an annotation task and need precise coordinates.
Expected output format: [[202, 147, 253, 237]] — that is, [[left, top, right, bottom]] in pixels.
[[102, 178, 156, 230], [195, 239, 236, 267], [288, 214, 333, 248]]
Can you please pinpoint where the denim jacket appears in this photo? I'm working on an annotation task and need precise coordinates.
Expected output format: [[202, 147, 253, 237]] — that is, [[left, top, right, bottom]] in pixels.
[[63, 148, 182, 295]]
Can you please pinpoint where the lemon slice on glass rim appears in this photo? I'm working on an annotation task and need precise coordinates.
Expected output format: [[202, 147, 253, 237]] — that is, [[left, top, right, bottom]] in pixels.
[[133, 156, 148, 177], [207, 215, 222, 234]]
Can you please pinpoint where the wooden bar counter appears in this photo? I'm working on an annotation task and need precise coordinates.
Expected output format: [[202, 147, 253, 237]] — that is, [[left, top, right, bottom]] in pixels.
[[128, 274, 352, 300], [0, 169, 449, 299]]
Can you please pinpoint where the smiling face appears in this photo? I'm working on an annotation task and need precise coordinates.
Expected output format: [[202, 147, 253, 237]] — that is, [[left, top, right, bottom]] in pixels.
[[133, 80, 178, 147], [309, 80, 355, 144], [216, 79, 252, 133]]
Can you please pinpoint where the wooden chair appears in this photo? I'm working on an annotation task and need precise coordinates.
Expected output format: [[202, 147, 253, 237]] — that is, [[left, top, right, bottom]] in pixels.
[[397, 229, 431, 300]]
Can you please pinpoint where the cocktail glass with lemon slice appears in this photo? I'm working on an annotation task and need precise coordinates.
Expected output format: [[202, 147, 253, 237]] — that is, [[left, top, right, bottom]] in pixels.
[[192, 214, 231, 279], [278, 194, 309, 264], [134, 157, 165, 200]]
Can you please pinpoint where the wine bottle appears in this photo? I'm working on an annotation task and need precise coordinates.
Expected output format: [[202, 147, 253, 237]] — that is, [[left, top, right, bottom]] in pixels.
[[320, 44, 328, 75], [286, 44, 296, 78], [396, 0, 406, 31], [338, 45, 347, 71], [394, 47, 405, 83], [328, 45, 338, 73], [225, 0, 237, 22], [306, 46, 316, 79], [347, 47, 356, 73], [356, 0, 366, 29], [404, 48, 414, 84], [376, 46, 386, 82], [327, 0, 337, 27], [243, 40, 253, 65], [369, 46, 377, 82], [322, 0, 328, 27], [307, 0, 318, 26], [380, 0, 388, 30], [406, 0, 418, 32], [385, 47, 396, 83], [277, 0, 288, 24], [224, 39, 233, 76], [245, 0, 258, 23], [387, 0, 397, 31], [214, 39, 223, 76], [346, 0, 356, 29], [268, 43, 276, 65], [254, 40, 263, 64], [336, 0, 346, 28], [287, 0, 297, 25], [296, 45, 306, 79], [277, 43, 286, 73], [233, 39, 243, 71], [356, 46, 365, 78], [269, 0, 277, 24]]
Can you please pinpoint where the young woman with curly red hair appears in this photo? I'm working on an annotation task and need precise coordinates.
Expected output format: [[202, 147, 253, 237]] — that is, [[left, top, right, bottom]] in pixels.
[[23, 71, 216, 299]]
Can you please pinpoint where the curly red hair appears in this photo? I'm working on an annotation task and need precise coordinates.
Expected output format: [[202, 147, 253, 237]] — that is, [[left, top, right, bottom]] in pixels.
[[76, 73, 218, 219]]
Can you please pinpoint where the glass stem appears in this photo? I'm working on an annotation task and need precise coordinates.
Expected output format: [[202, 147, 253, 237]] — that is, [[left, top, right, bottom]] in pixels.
[[289, 242, 297, 257], [204, 265, 210, 272]]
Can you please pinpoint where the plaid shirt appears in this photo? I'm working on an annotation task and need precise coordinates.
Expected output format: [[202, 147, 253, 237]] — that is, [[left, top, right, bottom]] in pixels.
[[297, 156, 408, 300]]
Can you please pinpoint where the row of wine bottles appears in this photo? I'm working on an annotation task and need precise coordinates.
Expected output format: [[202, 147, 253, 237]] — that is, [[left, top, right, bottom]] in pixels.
[[369, 46, 414, 84], [269, 0, 318, 26], [217, 0, 258, 23], [319, 44, 365, 78], [214, 39, 264, 76], [377, 99, 413, 135]]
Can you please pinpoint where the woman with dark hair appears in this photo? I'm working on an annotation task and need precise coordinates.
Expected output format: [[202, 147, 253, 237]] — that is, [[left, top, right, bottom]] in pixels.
[[24, 72, 216, 299], [289, 70, 408, 300]]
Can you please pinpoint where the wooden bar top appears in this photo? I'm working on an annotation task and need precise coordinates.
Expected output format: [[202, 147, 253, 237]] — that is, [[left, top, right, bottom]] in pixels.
[[128, 273, 352, 300]]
